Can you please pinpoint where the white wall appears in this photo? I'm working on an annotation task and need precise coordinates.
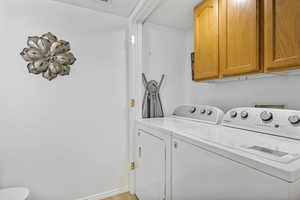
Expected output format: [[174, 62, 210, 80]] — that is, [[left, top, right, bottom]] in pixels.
[[0, 1, 128, 200], [142, 23, 187, 115], [185, 31, 300, 112]]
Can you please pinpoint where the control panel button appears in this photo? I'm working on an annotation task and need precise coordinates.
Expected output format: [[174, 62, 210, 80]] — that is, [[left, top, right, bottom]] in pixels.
[[230, 111, 237, 118], [200, 108, 206, 114], [288, 115, 300, 125], [260, 111, 273, 122], [240, 111, 248, 119], [207, 110, 213, 115], [190, 107, 196, 113]]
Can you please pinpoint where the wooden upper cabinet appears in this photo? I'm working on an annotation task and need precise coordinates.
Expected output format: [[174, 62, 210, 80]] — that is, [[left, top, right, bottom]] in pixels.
[[219, 0, 261, 77], [264, 0, 300, 72], [194, 0, 219, 81]]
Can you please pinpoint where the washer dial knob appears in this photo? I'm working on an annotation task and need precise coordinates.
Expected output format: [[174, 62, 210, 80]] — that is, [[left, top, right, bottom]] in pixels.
[[260, 111, 273, 122], [288, 115, 300, 125], [230, 111, 237, 118], [200, 108, 206, 114], [240, 111, 248, 119], [190, 107, 197, 114], [207, 110, 213, 115]]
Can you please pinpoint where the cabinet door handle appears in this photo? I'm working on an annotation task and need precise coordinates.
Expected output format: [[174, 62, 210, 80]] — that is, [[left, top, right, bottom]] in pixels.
[[174, 142, 178, 149], [138, 146, 142, 158]]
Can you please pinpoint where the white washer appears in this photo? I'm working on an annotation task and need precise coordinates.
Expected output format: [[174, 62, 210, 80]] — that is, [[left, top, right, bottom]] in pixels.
[[221, 107, 300, 182], [135, 105, 224, 200], [172, 107, 300, 200]]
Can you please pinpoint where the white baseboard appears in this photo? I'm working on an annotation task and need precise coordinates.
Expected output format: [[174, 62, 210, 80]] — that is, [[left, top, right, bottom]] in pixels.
[[75, 186, 128, 200]]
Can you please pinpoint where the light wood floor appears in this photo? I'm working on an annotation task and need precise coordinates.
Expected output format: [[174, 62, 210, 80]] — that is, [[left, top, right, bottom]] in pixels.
[[102, 192, 138, 200]]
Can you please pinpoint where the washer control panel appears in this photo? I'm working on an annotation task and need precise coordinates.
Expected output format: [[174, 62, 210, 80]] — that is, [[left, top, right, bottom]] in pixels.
[[173, 105, 224, 124], [223, 107, 300, 139]]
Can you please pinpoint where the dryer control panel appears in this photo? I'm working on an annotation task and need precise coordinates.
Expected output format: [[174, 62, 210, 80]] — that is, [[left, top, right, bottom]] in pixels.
[[172, 105, 224, 124], [223, 107, 300, 140]]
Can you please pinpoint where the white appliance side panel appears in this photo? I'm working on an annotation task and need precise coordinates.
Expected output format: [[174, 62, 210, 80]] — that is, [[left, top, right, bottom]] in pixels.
[[172, 138, 290, 200], [290, 180, 300, 200], [136, 130, 166, 200]]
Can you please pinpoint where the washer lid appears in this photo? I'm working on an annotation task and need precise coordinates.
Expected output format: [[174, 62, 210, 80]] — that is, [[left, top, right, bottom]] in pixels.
[[216, 127, 300, 164]]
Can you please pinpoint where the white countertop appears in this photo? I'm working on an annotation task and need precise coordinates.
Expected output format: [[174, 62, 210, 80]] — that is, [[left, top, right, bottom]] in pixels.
[[136, 117, 300, 183]]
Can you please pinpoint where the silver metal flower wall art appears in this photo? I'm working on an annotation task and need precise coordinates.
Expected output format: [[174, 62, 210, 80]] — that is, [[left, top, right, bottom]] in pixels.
[[20, 32, 76, 81]]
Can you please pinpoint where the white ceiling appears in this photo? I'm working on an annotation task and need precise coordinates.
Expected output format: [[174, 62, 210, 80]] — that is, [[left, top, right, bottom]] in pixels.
[[52, 0, 140, 17], [147, 0, 204, 31]]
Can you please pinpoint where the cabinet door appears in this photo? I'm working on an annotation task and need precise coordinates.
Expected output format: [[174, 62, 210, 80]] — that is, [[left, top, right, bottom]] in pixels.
[[264, 0, 300, 72], [219, 0, 261, 77], [172, 138, 289, 200], [194, 0, 219, 81], [136, 131, 166, 200]]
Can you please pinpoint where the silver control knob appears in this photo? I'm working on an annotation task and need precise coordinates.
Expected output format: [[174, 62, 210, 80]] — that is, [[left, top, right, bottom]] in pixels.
[[200, 108, 206, 114], [240, 111, 248, 119], [288, 115, 300, 125], [190, 107, 196, 114], [260, 111, 273, 122], [207, 110, 213, 115], [230, 111, 237, 118]]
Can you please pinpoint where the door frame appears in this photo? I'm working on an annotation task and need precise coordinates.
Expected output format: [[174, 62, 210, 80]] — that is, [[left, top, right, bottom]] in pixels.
[[127, 0, 166, 194]]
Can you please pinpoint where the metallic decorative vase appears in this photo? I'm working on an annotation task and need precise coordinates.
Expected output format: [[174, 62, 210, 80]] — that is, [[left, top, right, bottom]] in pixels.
[[20, 32, 76, 81]]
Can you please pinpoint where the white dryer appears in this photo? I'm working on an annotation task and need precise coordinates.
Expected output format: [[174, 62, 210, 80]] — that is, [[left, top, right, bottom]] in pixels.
[[135, 105, 224, 200]]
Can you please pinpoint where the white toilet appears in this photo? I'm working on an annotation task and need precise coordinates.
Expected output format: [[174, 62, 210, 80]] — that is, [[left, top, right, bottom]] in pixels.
[[0, 187, 29, 200]]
